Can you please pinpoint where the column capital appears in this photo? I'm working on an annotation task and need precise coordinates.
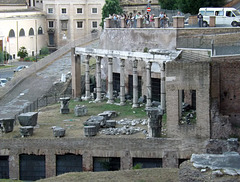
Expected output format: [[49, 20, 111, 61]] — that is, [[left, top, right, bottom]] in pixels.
[[132, 59, 138, 68], [120, 58, 125, 67], [96, 55, 103, 63], [146, 61, 152, 69]]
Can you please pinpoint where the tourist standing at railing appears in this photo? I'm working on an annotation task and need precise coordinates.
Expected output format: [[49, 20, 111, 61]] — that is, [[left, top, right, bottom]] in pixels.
[[159, 11, 164, 28], [129, 13, 134, 28], [150, 14, 155, 27], [163, 12, 169, 28], [144, 12, 150, 27], [113, 14, 118, 28]]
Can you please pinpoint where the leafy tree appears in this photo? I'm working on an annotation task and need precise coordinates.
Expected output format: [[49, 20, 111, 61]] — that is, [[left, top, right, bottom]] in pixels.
[[0, 51, 3, 64], [101, 0, 123, 28], [17, 46, 28, 59], [159, 0, 226, 14]]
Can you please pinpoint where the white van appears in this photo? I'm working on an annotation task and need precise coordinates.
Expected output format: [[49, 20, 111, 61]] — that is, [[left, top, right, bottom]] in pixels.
[[199, 7, 240, 27]]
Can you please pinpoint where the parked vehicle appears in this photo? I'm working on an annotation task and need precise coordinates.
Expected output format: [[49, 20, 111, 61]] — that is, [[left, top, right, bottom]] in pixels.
[[199, 7, 240, 27], [0, 78, 7, 87], [13, 65, 28, 72]]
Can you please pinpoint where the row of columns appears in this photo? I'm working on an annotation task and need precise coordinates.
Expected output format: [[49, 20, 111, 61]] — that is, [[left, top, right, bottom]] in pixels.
[[72, 50, 166, 110]]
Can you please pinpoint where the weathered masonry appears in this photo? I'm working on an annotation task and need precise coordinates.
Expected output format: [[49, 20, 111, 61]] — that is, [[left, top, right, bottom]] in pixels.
[[0, 138, 207, 180]]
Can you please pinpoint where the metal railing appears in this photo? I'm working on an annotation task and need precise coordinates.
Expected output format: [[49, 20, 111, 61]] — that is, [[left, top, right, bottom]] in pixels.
[[14, 93, 72, 121]]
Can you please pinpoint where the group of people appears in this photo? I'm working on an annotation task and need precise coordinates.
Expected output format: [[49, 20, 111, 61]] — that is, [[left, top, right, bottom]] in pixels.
[[108, 11, 170, 28]]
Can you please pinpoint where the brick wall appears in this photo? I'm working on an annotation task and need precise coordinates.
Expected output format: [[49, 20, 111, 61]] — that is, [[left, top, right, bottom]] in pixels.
[[0, 138, 207, 179], [211, 55, 240, 138], [166, 61, 211, 139]]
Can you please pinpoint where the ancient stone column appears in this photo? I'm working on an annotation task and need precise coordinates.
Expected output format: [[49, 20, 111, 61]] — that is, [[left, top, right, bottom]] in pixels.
[[84, 55, 91, 100], [95, 56, 102, 102], [146, 61, 152, 108], [161, 62, 166, 112], [178, 90, 183, 118], [71, 47, 81, 98], [132, 59, 139, 108], [107, 57, 114, 104], [120, 58, 126, 106], [146, 107, 163, 137]]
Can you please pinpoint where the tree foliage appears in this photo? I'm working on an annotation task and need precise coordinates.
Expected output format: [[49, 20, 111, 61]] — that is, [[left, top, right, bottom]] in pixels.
[[158, 0, 226, 14], [101, 0, 123, 27]]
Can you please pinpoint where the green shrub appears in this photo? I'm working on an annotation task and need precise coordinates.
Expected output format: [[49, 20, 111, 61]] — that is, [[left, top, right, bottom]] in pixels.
[[143, 47, 149, 53], [24, 57, 30, 61], [17, 46, 28, 58], [133, 163, 143, 170], [40, 47, 49, 55]]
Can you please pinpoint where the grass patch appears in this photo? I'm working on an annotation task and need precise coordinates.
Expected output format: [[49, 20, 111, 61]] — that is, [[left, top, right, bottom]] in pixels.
[[0, 65, 14, 69]]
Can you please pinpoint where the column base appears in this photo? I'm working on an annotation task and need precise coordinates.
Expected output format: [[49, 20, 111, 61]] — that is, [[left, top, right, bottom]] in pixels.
[[95, 98, 102, 102], [107, 99, 114, 104], [120, 102, 126, 106], [132, 104, 139, 108], [83, 96, 91, 101]]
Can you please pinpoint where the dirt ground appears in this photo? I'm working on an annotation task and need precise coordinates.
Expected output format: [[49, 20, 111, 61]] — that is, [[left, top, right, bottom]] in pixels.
[[37, 168, 179, 182]]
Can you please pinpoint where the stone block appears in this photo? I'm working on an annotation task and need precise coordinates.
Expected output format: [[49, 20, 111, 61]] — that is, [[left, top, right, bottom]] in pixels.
[[106, 120, 116, 128], [85, 115, 105, 128], [20, 126, 34, 137], [53, 127, 65, 137], [0, 118, 14, 133], [60, 97, 70, 114], [84, 126, 97, 137], [74, 105, 88, 116], [18, 112, 38, 126]]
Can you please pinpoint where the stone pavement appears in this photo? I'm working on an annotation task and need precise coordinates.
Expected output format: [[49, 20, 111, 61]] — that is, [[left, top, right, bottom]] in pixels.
[[0, 53, 72, 118]]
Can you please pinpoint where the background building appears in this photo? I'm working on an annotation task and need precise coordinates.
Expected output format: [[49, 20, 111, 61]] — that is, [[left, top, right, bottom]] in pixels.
[[0, 0, 47, 59], [42, 0, 105, 50]]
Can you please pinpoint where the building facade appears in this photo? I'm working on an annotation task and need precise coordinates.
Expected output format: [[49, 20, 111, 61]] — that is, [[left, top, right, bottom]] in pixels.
[[42, 0, 105, 49], [0, 1, 47, 59]]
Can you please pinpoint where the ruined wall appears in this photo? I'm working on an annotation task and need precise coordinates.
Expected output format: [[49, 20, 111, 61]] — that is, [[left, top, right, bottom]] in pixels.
[[166, 61, 211, 139], [0, 138, 207, 179], [177, 27, 240, 49], [99, 28, 177, 51], [211, 55, 240, 139]]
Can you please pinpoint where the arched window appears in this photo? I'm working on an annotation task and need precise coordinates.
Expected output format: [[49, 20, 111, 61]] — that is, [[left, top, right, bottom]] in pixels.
[[19, 28, 25, 36], [9, 29, 15, 37], [38, 27, 43, 35], [29, 28, 34, 36]]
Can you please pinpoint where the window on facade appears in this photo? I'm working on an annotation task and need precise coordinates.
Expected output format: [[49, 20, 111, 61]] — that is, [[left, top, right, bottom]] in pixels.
[[77, 8, 83, 14], [61, 20, 68, 30], [92, 21, 98, 28], [92, 8, 97, 14], [9, 29, 15, 37], [77, 21, 83, 28], [178, 90, 196, 125], [48, 8, 53, 14], [48, 21, 54, 28], [29, 28, 34, 36], [38, 27, 43, 34], [62, 8, 67, 14], [19, 29, 25, 36]]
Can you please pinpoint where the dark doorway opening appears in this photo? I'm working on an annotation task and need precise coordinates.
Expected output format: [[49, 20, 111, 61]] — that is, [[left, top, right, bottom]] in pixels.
[[128, 75, 142, 97], [133, 158, 162, 168], [20, 154, 45, 181], [93, 157, 120, 172], [0, 156, 9, 179], [151, 78, 161, 102], [56, 154, 83, 176]]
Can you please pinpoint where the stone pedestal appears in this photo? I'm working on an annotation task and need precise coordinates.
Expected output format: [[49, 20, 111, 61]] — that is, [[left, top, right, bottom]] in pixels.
[[154, 17, 160, 28], [209, 16, 216, 27], [227, 138, 239, 152], [146, 107, 163, 137], [137, 18, 143, 28], [106, 120, 116, 128], [84, 126, 97, 137], [0, 118, 14, 133], [53, 127, 65, 138], [60, 97, 70, 114], [121, 18, 126, 28], [18, 112, 38, 126], [74, 105, 88, 116], [172, 16, 185, 28], [105, 18, 111, 28], [20, 126, 34, 137]]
